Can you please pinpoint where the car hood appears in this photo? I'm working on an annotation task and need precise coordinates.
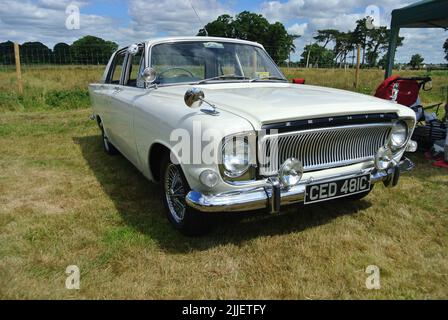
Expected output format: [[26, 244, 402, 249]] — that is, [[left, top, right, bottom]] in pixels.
[[157, 82, 415, 129]]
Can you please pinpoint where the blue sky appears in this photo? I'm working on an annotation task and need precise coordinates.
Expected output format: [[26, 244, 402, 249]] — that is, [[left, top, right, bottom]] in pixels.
[[0, 0, 447, 63]]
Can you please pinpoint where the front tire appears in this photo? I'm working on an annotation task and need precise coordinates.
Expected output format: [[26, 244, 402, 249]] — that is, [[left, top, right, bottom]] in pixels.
[[160, 155, 212, 236], [344, 185, 374, 201]]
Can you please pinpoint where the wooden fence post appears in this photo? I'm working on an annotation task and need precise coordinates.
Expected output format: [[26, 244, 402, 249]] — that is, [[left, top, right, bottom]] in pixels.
[[354, 44, 360, 89], [14, 42, 23, 95]]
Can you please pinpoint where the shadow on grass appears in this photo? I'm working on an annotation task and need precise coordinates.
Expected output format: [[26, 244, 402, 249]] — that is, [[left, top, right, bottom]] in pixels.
[[74, 135, 372, 253]]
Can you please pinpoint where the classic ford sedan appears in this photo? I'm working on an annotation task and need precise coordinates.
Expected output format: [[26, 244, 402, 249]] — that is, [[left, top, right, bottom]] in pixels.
[[89, 36, 417, 235]]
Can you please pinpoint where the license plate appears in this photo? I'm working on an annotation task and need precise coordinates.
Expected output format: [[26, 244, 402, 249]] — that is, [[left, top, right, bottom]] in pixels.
[[304, 174, 370, 204]]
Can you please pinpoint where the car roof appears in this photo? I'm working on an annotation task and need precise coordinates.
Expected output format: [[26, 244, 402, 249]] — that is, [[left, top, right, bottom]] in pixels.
[[118, 36, 265, 50]]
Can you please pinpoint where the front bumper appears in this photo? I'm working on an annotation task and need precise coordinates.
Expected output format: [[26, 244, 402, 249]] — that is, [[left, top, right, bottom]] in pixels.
[[186, 157, 415, 213]]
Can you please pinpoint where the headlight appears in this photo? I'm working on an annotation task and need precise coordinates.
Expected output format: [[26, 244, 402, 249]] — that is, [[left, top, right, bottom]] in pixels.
[[199, 170, 219, 188], [279, 158, 303, 187], [222, 138, 251, 177], [389, 121, 408, 149], [375, 146, 394, 170]]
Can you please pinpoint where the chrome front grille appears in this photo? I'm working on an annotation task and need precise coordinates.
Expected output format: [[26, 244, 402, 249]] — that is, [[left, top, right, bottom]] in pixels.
[[259, 123, 392, 175]]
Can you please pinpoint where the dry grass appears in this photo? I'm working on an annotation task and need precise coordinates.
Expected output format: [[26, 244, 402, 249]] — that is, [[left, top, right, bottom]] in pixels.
[[1, 111, 447, 299], [0, 67, 447, 299], [1, 66, 446, 112], [283, 68, 448, 107]]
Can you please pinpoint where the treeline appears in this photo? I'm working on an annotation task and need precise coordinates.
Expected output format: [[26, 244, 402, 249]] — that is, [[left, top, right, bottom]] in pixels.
[[198, 11, 298, 65], [199, 13, 406, 68], [300, 18, 404, 68], [0, 36, 118, 65]]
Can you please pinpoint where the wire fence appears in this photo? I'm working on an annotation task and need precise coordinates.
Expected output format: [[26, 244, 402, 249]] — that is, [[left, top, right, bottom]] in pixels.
[[0, 49, 111, 70], [1, 43, 448, 71], [0, 44, 392, 71]]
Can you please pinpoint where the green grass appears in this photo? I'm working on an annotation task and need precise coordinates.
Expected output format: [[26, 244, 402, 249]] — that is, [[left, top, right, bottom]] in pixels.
[[0, 67, 447, 299], [1, 66, 446, 112], [0, 66, 100, 112], [282, 68, 448, 107]]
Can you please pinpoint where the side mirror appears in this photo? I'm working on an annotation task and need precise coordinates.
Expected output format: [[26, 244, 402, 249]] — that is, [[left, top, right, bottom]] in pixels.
[[184, 88, 204, 108], [127, 44, 139, 55], [141, 67, 157, 85]]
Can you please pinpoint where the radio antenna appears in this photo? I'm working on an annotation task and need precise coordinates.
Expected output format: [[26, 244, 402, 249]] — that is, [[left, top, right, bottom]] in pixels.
[[189, 0, 208, 36]]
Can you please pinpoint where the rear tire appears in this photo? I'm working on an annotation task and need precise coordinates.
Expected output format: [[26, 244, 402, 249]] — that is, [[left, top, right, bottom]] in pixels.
[[99, 121, 118, 155], [160, 154, 212, 236]]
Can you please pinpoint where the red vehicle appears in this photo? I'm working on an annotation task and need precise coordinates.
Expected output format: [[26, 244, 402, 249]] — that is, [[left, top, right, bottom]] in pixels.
[[375, 75, 446, 149]]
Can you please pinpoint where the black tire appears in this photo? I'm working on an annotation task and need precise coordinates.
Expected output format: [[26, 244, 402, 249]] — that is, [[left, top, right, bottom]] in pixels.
[[160, 154, 212, 236], [99, 121, 118, 155]]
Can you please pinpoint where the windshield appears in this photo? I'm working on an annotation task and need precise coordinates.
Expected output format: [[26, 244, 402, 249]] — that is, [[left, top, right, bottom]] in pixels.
[[150, 41, 285, 85]]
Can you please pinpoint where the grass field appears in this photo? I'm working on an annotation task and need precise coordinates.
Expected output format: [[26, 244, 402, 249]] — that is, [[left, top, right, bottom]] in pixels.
[[0, 67, 447, 299]]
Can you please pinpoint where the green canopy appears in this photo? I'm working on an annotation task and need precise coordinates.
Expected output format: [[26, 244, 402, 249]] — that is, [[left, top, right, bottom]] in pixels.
[[385, 0, 448, 78]]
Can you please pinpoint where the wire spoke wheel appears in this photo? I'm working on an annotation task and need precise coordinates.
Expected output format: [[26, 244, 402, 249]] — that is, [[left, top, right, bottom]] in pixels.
[[164, 164, 186, 223]]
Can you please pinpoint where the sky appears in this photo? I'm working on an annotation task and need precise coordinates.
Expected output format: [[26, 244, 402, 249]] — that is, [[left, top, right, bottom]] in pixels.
[[0, 0, 447, 63]]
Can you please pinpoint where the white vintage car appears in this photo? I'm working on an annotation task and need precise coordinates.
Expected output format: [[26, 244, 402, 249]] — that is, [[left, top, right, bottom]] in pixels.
[[89, 36, 417, 235]]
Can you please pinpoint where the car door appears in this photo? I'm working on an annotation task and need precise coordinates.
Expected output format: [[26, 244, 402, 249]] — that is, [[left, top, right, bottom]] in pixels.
[[101, 49, 127, 147], [108, 44, 146, 167]]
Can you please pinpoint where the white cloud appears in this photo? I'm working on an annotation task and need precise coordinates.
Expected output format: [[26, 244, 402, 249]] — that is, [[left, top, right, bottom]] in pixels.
[[287, 22, 307, 36], [127, 0, 231, 37], [309, 13, 362, 32], [0, 0, 446, 63], [260, 0, 447, 63], [261, 0, 304, 22], [396, 28, 447, 64], [0, 0, 231, 48], [0, 0, 120, 48]]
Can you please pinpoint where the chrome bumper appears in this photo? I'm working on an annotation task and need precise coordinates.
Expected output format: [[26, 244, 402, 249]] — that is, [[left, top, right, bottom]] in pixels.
[[186, 157, 415, 213]]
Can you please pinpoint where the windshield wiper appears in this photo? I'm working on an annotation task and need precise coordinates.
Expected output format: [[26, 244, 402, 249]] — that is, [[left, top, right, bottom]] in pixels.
[[249, 76, 287, 82], [197, 74, 250, 84]]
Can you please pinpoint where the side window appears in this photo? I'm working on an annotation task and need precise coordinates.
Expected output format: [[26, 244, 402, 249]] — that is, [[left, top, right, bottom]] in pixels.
[[125, 45, 145, 87], [108, 50, 126, 84]]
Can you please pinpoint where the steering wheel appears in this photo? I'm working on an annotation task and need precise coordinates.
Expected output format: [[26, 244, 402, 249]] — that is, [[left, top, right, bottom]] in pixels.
[[158, 67, 195, 80]]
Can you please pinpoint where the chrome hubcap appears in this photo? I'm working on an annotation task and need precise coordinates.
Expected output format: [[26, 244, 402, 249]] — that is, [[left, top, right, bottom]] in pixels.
[[164, 164, 186, 223]]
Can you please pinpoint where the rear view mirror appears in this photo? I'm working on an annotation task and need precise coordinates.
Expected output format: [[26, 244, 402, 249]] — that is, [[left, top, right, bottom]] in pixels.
[[127, 44, 139, 56], [184, 88, 204, 108], [423, 81, 432, 91]]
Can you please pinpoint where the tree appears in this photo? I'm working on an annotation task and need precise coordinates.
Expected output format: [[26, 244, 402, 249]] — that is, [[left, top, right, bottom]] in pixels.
[[352, 19, 404, 67], [409, 54, 424, 69], [70, 35, 118, 64], [378, 54, 388, 69], [314, 29, 339, 48], [197, 11, 298, 64], [20, 42, 52, 64], [198, 14, 234, 38], [353, 18, 369, 66], [444, 38, 448, 62], [53, 42, 71, 64], [366, 27, 403, 67], [264, 22, 299, 64], [333, 32, 355, 67], [0, 41, 14, 65], [300, 43, 335, 68]]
